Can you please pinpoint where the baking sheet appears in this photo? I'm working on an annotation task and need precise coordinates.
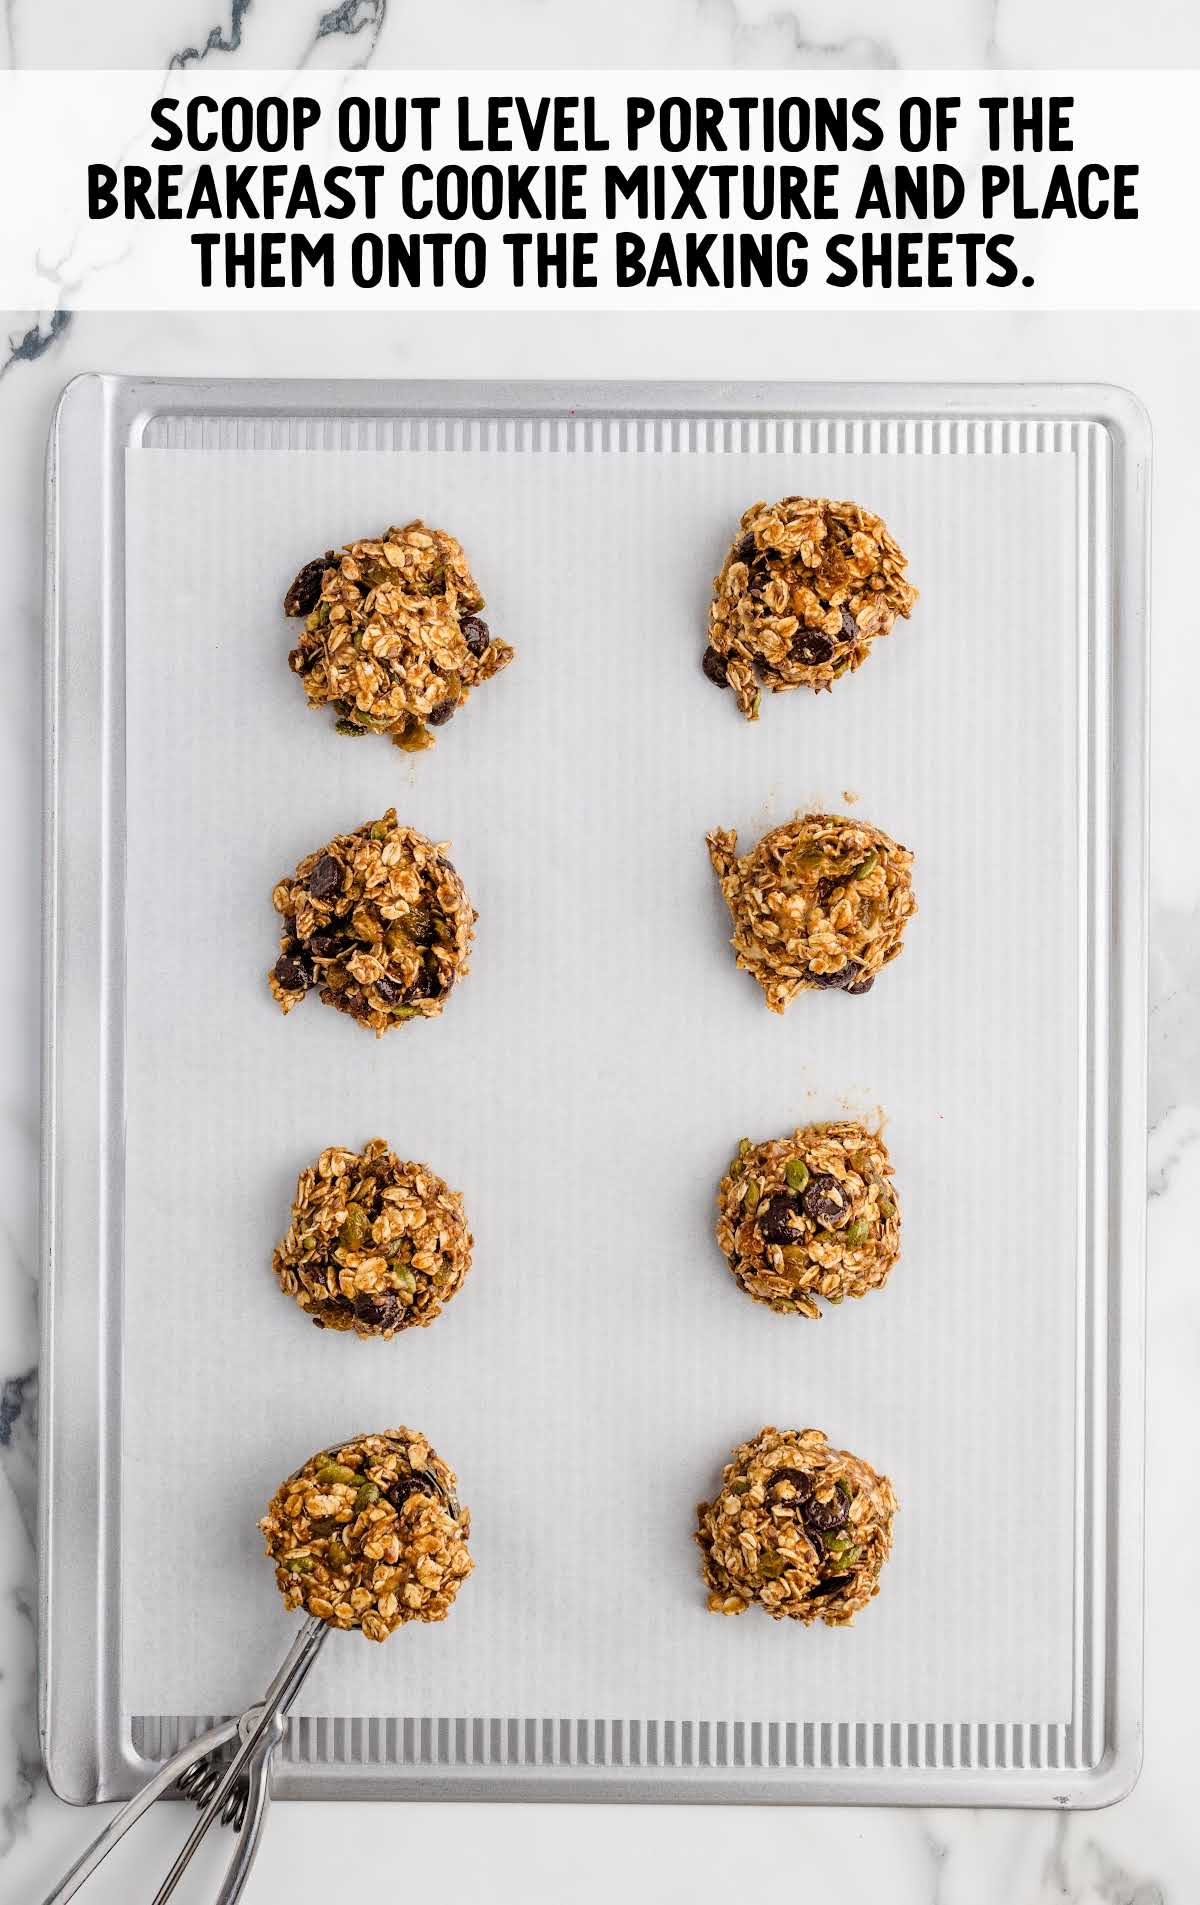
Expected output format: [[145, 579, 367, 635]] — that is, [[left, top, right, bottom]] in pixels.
[[119, 444, 1079, 1729]]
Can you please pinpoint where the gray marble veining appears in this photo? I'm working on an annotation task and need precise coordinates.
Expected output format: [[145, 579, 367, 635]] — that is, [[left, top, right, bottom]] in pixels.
[[0, 311, 73, 382]]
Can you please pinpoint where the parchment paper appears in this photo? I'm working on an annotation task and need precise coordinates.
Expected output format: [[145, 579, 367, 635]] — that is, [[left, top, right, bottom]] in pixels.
[[121, 444, 1078, 1726]]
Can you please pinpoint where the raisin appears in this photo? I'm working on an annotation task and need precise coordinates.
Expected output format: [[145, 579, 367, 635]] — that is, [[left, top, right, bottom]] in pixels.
[[844, 965, 875, 996], [273, 954, 310, 992], [802, 1526, 826, 1564], [759, 1192, 804, 1247], [428, 698, 457, 726], [374, 975, 406, 1005], [283, 551, 335, 618], [802, 1173, 850, 1230], [806, 963, 853, 989], [461, 614, 490, 657], [307, 932, 341, 960], [352, 1289, 401, 1331], [308, 855, 343, 902], [410, 964, 442, 1000], [792, 629, 834, 667], [803, 1488, 849, 1533], [403, 904, 437, 947], [840, 606, 859, 641], [702, 646, 729, 688], [808, 958, 873, 993], [814, 875, 843, 909], [733, 531, 756, 564], [807, 960, 876, 990], [806, 1572, 855, 1599]]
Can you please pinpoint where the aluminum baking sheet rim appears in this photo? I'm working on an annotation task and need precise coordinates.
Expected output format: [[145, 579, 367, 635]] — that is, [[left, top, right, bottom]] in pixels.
[[39, 376, 1149, 1809]]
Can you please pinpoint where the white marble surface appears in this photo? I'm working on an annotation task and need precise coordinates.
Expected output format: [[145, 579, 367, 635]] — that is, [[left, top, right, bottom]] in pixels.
[[2, 6, 1199, 1901]]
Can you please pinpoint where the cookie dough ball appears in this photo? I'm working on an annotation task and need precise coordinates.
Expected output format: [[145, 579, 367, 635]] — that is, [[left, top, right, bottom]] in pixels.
[[273, 1140, 472, 1337], [696, 1426, 897, 1625], [261, 1430, 472, 1640], [269, 807, 475, 1035], [718, 1122, 899, 1318], [704, 497, 917, 718], [284, 520, 514, 752], [707, 812, 915, 1012]]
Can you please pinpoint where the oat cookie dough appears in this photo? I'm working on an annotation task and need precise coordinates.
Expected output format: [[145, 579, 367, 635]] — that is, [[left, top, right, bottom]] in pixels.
[[284, 520, 513, 752], [261, 1429, 472, 1640], [696, 1426, 897, 1625], [274, 1140, 472, 1337], [268, 807, 475, 1034], [707, 812, 916, 1011], [703, 497, 917, 718], [718, 1122, 899, 1318]]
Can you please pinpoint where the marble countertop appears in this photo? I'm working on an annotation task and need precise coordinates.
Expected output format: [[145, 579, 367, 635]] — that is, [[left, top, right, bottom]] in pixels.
[[3, 8, 1198, 1902]]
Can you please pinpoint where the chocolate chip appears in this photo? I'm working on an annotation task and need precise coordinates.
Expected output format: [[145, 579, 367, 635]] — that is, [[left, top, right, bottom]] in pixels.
[[803, 1487, 849, 1532], [733, 531, 757, 564], [802, 1173, 850, 1230], [307, 855, 343, 902], [283, 551, 335, 618], [461, 614, 490, 657], [840, 606, 859, 641], [759, 1192, 804, 1247], [273, 954, 309, 992], [792, 629, 835, 667], [766, 1467, 813, 1506], [352, 1289, 402, 1331], [388, 1468, 456, 1516], [806, 1572, 855, 1599], [374, 975, 406, 1005], [387, 1472, 440, 1512], [702, 646, 729, 688], [428, 698, 456, 726]]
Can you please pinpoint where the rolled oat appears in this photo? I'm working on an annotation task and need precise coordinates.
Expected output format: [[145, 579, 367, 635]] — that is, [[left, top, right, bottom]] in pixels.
[[717, 1122, 900, 1318], [260, 1429, 473, 1640], [704, 496, 917, 718], [707, 811, 916, 1011], [268, 807, 475, 1035], [284, 520, 513, 752], [273, 1140, 472, 1337], [696, 1426, 897, 1625]]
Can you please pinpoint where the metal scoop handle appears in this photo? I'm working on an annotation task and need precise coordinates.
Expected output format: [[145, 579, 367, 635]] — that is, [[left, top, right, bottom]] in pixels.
[[42, 1614, 328, 1905]]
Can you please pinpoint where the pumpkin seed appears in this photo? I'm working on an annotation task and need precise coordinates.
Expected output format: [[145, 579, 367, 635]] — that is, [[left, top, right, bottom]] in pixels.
[[316, 1461, 358, 1487]]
